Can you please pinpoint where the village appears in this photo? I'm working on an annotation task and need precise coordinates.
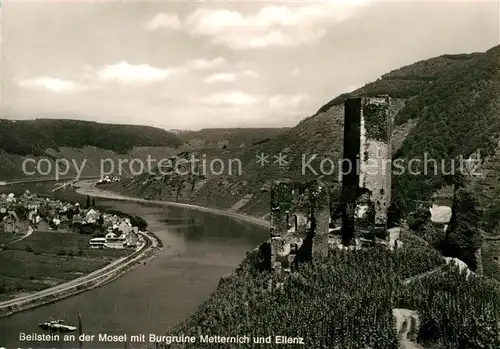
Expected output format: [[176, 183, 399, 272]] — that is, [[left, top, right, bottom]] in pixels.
[[0, 190, 144, 250]]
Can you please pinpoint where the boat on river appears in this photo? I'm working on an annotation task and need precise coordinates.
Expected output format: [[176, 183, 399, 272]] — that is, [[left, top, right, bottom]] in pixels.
[[38, 319, 77, 332]]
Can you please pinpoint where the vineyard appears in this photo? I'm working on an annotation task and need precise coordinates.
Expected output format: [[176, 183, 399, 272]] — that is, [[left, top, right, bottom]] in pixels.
[[398, 264, 500, 348], [154, 240, 500, 349]]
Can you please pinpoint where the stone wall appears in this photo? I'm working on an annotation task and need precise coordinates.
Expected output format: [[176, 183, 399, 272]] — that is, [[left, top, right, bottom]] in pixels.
[[341, 96, 392, 243], [359, 96, 392, 228], [270, 180, 330, 277]]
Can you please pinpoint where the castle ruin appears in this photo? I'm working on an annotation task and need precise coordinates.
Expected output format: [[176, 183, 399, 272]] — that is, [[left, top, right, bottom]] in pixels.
[[270, 180, 330, 280], [269, 96, 393, 278], [341, 96, 392, 244]]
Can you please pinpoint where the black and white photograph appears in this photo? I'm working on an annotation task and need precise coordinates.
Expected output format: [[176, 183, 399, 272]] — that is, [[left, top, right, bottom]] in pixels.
[[0, 0, 499, 348]]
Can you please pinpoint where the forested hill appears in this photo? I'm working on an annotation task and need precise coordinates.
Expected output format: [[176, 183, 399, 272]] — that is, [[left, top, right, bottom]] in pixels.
[[390, 45, 500, 220], [0, 119, 182, 156], [311, 51, 484, 118]]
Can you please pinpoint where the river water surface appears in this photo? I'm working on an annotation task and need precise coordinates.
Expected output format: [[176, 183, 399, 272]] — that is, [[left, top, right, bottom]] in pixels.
[[0, 183, 268, 348]]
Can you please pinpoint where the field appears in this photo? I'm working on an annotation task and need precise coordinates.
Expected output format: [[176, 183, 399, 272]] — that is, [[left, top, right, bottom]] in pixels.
[[0, 230, 131, 301], [0, 231, 26, 245]]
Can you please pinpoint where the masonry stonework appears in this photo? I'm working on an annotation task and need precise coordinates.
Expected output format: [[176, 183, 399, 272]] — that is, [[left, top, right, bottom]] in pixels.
[[270, 180, 330, 278], [341, 96, 392, 244], [269, 96, 393, 281]]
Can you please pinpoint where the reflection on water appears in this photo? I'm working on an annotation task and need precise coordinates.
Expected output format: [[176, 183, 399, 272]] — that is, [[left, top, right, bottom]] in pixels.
[[0, 183, 268, 348]]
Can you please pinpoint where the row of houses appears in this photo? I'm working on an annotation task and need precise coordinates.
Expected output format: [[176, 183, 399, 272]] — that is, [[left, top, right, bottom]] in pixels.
[[1, 191, 78, 232], [0, 191, 143, 250], [89, 215, 141, 249]]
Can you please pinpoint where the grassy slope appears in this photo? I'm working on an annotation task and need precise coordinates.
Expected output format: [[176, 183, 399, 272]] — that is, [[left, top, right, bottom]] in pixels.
[[0, 230, 129, 301], [0, 146, 181, 180], [0, 119, 184, 180]]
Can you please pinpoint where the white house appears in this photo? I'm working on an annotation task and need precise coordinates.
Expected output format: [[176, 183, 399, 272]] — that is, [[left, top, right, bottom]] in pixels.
[[118, 221, 132, 235], [104, 231, 126, 249], [126, 232, 138, 247], [6, 193, 16, 203], [85, 209, 99, 224], [430, 204, 452, 231], [89, 237, 106, 249]]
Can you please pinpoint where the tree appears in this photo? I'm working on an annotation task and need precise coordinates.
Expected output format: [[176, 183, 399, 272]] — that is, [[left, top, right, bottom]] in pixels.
[[66, 208, 75, 220], [441, 188, 483, 270], [14, 205, 28, 220], [86, 195, 90, 208], [130, 216, 148, 231], [407, 207, 431, 231]]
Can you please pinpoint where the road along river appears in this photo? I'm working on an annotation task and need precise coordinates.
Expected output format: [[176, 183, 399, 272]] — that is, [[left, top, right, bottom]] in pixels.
[[0, 181, 268, 349]]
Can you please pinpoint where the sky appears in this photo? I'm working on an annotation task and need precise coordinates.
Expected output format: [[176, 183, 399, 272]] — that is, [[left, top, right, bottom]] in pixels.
[[0, 0, 499, 130]]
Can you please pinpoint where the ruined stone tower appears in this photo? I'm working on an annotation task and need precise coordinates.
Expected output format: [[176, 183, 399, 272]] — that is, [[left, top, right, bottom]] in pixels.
[[341, 96, 392, 244], [270, 180, 330, 279]]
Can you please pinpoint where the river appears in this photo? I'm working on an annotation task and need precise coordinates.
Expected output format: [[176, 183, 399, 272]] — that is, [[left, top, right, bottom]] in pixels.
[[0, 182, 268, 348]]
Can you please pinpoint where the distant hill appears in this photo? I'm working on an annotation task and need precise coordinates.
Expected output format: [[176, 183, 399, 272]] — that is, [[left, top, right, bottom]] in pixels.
[[0, 119, 183, 180], [0, 119, 182, 156], [175, 128, 289, 150]]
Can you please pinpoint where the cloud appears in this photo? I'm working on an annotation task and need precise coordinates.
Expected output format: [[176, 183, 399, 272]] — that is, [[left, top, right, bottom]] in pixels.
[[241, 70, 259, 78], [17, 77, 86, 93], [200, 91, 261, 106], [97, 61, 175, 82], [200, 91, 310, 109], [95, 58, 226, 83], [268, 94, 310, 109], [19, 57, 231, 94], [182, 1, 374, 49], [203, 69, 259, 83], [204, 73, 236, 83], [186, 57, 227, 70], [145, 13, 181, 31]]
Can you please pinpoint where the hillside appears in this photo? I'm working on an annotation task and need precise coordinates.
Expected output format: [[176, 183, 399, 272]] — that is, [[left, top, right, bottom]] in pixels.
[[0, 119, 183, 180], [391, 46, 500, 222], [0, 119, 182, 156], [112, 47, 497, 219], [175, 128, 288, 150], [163, 235, 500, 349]]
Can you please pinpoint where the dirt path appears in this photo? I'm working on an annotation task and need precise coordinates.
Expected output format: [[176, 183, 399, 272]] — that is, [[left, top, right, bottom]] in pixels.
[[3, 225, 35, 246], [393, 309, 424, 349]]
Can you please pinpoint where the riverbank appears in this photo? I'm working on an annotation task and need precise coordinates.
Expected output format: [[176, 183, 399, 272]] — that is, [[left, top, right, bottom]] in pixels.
[[76, 180, 270, 229], [0, 178, 264, 319], [0, 229, 162, 318]]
